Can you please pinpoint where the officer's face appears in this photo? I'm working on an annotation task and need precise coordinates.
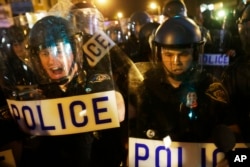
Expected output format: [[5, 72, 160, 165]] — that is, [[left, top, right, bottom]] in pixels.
[[39, 42, 74, 80], [161, 48, 193, 75], [13, 41, 27, 59]]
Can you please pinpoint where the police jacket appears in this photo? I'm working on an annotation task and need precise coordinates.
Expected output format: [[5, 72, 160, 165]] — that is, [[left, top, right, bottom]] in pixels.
[[132, 65, 232, 142], [221, 55, 250, 142]]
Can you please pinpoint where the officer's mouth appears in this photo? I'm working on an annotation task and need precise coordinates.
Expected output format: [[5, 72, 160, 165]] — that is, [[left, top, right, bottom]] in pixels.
[[50, 67, 64, 75], [172, 69, 184, 73]]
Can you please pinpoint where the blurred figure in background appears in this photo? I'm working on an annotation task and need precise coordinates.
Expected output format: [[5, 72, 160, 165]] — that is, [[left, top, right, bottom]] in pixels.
[[138, 21, 159, 62], [162, 0, 187, 19], [106, 24, 125, 47], [0, 23, 37, 98], [221, 3, 250, 142], [130, 16, 239, 144], [69, 1, 140, 166], [201, 9, 221, 30], [0, 15, 40, 167], [122, 11, 152, 62], [200, 9, 238, 80]]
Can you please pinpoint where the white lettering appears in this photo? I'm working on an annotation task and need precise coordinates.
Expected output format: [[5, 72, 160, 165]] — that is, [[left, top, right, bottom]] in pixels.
[[234, 155, 247, 162], [83, 31, 115, 67], [7, 91, 119, 136]]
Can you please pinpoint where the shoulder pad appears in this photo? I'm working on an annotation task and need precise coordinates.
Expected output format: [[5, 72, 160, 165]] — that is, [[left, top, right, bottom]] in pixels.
[[89, 74, 111, 83]]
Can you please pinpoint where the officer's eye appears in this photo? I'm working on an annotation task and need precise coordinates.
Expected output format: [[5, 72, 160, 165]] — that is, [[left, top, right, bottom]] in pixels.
[[56, 49, 63, 54], [164, 53, 173, 57], [39, 50, 49, 57], [161, 50, 172, 57], [179, 52, 190, 57]]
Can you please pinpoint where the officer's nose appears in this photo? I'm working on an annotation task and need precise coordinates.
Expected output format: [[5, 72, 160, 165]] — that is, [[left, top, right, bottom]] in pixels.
[[172, 55, 181, 65]]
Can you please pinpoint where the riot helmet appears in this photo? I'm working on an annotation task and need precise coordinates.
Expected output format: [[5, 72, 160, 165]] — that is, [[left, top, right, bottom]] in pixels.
[[29, 15, 83, 84], [106, 25, 124, 44], [0, 15, 40, 100], [162, 0, 187, 18], [138, 22, 160, 61], [129, 11, 152, 39], [152, 17, 204, 76], [0, 24, 28, 56], [7, 25, 30, 60], [139, 22, 160, 43], [68, 1, 104, 35], [129, 11, 152, 26]]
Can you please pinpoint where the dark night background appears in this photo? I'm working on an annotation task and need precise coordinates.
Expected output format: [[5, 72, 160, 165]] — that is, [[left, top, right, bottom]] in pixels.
[[95, 0, 155, 19], [95, 0, 236, 19]]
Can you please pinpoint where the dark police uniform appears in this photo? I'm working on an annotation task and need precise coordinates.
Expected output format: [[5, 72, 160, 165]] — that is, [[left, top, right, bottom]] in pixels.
[[20, 70, 114, 167], [220, 3, 250, 143], [131, 64, 234, 142], [221, 55, 250, 142]]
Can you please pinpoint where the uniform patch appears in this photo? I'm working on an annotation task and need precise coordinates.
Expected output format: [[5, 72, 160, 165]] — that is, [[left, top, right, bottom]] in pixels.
[[205, 82, 228, 103], [0, 106, 12, 120], [89, 74, 111, 83]]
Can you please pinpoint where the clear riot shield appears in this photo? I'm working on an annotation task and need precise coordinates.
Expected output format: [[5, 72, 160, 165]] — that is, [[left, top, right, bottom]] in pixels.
[[0, 13, 121, 136], [0, 14, 36, 167], [202, 29, 232, 79], [127, 62, 249, 167]]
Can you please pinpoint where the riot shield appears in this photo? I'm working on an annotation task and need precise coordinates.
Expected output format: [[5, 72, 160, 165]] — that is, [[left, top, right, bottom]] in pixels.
[[127, 62, 249, 167], [0, 14, 120, 136]]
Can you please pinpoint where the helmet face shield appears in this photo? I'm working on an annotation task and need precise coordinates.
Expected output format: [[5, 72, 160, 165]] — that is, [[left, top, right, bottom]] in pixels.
[[0, 15, 38, 97], [29, 15, 83, 84], [0, 12, 120, 136], [105, 23, 125, 44], [128, 11, 152, 38], [69, 8, 104, 35], [37, 42, 75, 81]]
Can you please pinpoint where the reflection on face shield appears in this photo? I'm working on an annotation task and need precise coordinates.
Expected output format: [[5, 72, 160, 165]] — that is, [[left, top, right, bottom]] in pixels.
[[38, 42, 75, 81], [70, 8, 104, 35]]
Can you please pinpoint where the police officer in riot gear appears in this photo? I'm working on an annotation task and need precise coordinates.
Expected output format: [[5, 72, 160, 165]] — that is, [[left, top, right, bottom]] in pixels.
[[130, 16, 239, 143], [129, 11, 152, 40], [69, 2, 132, 166], [0, 15, 124, 167], [106, 25, 125, 47], [201, 8, 238, 79], [0, 24, 38, 100], [19, 15, 94, 167], [221, 3, 250, 142], [122, 11, 152, 62], [162, 0, 187, 18], [138, 22, 160, 62], [0, 16, 38, 167], [69, 0, 104, 36]]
